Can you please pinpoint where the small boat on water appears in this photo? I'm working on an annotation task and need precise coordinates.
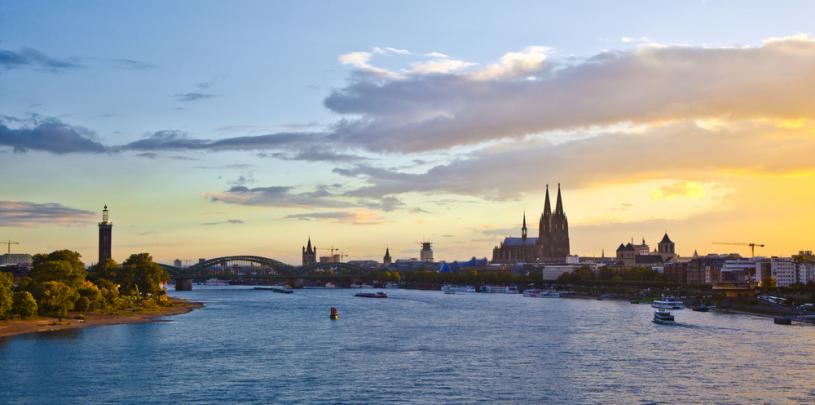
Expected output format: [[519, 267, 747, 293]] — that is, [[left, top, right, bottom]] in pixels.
[[204, 278, 230, 286], [691, 303, 711, 312], [653, 310, 676, 324], [330, 307, 340, 320], [523, 288, 541, 298], [254, 286, 294, 294], [441, 284, 476, 294], [355, 292, 387, 298], [652, 296, 685, 310], [540, 290, 560, 298]]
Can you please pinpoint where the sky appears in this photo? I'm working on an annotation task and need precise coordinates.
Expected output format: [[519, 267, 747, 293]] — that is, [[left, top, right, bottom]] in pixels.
[[2, 1, 815, 265]]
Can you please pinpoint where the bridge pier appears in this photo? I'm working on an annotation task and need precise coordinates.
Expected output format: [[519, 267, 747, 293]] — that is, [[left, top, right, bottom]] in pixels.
[[175, 278, 193, 291]]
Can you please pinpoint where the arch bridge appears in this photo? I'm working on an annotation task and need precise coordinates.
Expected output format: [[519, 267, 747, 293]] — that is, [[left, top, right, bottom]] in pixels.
[[164, 255, 370, 280]]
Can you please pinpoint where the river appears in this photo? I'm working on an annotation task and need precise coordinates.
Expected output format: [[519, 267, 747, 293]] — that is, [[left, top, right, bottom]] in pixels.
[[1, 287, 814, 404]]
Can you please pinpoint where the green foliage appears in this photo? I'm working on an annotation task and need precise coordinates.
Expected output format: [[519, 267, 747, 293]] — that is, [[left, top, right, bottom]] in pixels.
[[120, 253, 169, 297], [34, 281, 79, 318], [95, 278, 120, 306], [78, 281, 105, 311], [30, 250, 87, 289], [557, 265, 670, 285], [0, 273, 13, 319], [75, 296, 91, 312], [11, 291, 38, 319]]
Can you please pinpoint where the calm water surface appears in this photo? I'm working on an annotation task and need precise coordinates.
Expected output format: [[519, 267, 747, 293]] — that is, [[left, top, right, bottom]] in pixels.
[[2, 287, 814, 404]]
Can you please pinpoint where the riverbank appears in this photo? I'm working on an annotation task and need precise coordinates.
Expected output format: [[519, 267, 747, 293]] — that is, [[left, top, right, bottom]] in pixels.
[[0, 298, 203, 339]]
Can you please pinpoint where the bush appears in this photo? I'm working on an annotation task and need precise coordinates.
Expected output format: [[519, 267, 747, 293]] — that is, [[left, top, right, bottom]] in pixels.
[[34, 281, 79, 318], [78, 281, 105, 311], [11, 291, 38, 319], [75, 296, 91, 312]]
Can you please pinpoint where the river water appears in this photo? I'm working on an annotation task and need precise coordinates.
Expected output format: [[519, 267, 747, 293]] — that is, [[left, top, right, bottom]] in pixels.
[[1, 287, 814, 404]]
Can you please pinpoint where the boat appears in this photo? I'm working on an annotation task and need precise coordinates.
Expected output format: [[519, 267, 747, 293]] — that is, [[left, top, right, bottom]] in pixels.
[[774, 317, 792, 325], [691, 303, 711, 312], [506, 285, 519, 294], [523, 288, 541, 298], [330, 307, 339, 320], [651, 296, 685, 310], [254, 286, 294, 294], [441, 284, 476, 294], [325, 282, 336, 288], [653, 310, 675, 324], [204, 278, 230, 286], [540, 290, 560, 298], [355, 292, 387, 298], [480, 285, 519, 293]]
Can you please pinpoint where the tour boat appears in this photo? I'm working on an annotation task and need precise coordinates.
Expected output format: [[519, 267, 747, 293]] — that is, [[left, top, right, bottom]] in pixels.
[[523, 288, 541, 298], [653, 310, 675, 325], [355, 292, 387, 298], [651, 296, 685, 310], [691, 303, 711, 312], [204, 278, 229, 286], [480, 285, 519, 293]]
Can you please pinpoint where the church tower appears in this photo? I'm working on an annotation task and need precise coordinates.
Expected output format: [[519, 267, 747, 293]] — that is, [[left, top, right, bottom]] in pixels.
[[98, 205, 112, 264], [549, 184, 571, 258], [302, 237, 317, 266], [521, 212, 528, 240], [383, 247, 392, 265], [658, 232, 675, 261]]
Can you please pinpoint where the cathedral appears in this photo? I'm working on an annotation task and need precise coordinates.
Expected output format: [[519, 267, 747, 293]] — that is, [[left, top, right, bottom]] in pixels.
[[491, 184, 570, 264]]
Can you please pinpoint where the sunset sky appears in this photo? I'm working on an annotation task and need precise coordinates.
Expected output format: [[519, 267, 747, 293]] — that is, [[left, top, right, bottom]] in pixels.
[[3, 1, 815, 265]]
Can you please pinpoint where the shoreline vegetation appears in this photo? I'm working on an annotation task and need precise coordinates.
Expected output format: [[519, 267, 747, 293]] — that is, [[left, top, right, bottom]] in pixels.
[[0, 297, 202, 339]]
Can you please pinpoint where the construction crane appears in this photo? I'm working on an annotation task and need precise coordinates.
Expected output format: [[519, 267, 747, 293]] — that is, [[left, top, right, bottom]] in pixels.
[[316, 247, 349, 262], [3, 240, 19, 254], [713, 242, 765, 258]]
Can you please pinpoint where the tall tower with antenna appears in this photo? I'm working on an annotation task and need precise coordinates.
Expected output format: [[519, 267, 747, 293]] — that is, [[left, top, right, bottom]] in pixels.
[[98, 205, 113, 264]]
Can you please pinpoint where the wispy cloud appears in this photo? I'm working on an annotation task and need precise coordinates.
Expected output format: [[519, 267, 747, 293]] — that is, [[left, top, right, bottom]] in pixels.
[[282, 211, 385, 225], [108, 58, 156, 70], [175, 92, 216, 102], [0, 201, 95, 227], [202, 219, 244, 226], [0, 47, 82, 72], [0, 119, 107, 153]]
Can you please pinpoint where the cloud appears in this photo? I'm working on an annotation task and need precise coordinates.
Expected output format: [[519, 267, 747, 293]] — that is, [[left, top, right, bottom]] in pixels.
[[282, 211, 385, 225], [206, 183, 404, 212], [324, 36, 815, 152], [338, 51, 401, 79], [407, 58, 476, 74], [651, 182, 705, 200], [335, 120, 815, 200], [202, 219, 244, 226], [0, 119, 107, 153], [0, 201, 95, 227], [175, 92, 216, 102], [373, 47, 411, 55], [0, 47, 82, 72], [108, 58, 155, 70]]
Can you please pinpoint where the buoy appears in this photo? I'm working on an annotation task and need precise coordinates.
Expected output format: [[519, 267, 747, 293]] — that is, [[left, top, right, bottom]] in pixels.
[[330, 307, 339, 320]]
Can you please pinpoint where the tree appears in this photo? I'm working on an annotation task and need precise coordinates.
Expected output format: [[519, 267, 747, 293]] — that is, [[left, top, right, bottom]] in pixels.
[[30, 250, 87, 289], [762, 277, 777, 289], [0, 272, 13, 319], [12, 291, 38, 319], [34, 281, 79, 318], [121, 253, 169, 297], [78, 281, 105, 311]]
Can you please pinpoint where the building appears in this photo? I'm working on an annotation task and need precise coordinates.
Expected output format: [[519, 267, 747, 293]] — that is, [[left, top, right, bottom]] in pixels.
[[492, 184, 570, 264], [685, 255, 728, 285], [383, 247, 392, 265], [799, 262, 815, 284], [615, 233, 677, 268], [657, 233, 676, 261], [420, 242, 434, 262], [0, 253, 32, 267], [173, 259, 183, 268], [756, 258, 797, 287], [98, 205, 112, 263], [721, 259, 758, 283], [302, 237, 317, 266]]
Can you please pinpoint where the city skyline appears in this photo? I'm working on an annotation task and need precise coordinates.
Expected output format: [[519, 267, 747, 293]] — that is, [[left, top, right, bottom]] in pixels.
[[3, 1, 815, 264]]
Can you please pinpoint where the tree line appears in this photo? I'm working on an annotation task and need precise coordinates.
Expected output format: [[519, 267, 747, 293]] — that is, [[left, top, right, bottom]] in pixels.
[[0, 250, 169, 320]]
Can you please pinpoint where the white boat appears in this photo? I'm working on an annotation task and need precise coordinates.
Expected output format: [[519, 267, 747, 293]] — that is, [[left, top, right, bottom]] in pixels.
[[480, 285, 519, 293], [204, 278, 230, 286], [523, 288, 541, 297], [540, 290, 561, 298], [442, 284, 476, 294], [653, 310, 676, 324], [325, 282, 336, 288], [651, 296, 685, 310]]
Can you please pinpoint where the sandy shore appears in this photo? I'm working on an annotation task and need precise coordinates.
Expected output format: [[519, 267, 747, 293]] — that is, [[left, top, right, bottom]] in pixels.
[[0, 298, 204, 339]]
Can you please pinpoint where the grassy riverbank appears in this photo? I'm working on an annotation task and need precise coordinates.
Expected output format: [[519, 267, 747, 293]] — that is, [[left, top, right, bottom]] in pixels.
[[0, 297, 202, 339]]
